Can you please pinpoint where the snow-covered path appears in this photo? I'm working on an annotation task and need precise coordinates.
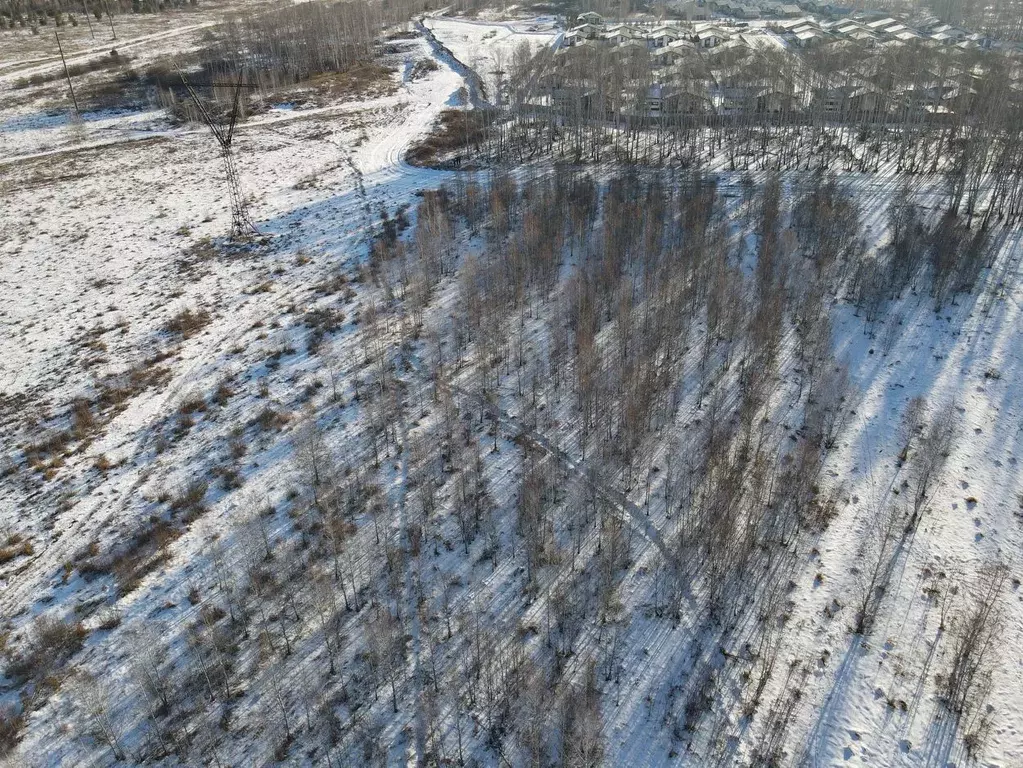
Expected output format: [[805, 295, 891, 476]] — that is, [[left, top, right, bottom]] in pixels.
[[0, 21, 219, 83], [452, 382, 675, 563]]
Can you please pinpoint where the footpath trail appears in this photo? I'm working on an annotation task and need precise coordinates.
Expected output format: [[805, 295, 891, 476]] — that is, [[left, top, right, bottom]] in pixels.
[[0, 21, 219, 83], [450, 383, 676, 564]]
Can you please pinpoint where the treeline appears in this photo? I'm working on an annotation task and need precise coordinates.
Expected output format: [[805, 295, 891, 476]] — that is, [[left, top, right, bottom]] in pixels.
[[342, 165, 1002, 761], [356, 166, 1003, 761], [0, 0, 195, 30], [199, 2, 380, 87], [157, 0, 431, 110], [462, 41, 1023, 224]]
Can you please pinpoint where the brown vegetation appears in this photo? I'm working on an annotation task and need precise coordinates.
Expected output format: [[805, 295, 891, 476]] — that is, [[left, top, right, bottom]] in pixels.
[[407, 109, 496, 167], [5, 617, 88, 687], [163, 307, 211, 340], [0, 534, 33, 564]]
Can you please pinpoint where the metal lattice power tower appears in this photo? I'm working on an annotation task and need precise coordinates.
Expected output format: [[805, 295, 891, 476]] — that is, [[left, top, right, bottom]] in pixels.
[[180, 74, 259, 239]]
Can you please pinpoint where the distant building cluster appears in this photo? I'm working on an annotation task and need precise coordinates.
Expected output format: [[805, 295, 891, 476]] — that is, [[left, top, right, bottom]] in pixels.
[[771, 15, 994, 49], [562, 16, 780, 55], [544, 9, 1015, 120], [563, 9, 997, 53]]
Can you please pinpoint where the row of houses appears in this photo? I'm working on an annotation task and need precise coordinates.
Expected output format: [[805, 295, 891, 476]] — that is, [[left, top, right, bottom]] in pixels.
[[671, 1, 811, 20], [578, 0, 842, 23], [701, 1, 793, 19], [549, 26, 1013, 120], [549, 9, 1022, 120], [563, 16, 980, 57], [577, 5, 792, 25], [548, 75, 985, 120], [574, 9, 1000, 50], [770, 15, 993, 48], [564, 20, 770, 51]]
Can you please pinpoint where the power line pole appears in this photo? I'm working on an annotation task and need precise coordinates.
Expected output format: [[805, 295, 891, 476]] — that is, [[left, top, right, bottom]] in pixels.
[[179, 73, 259, 240], [54, 30, 80, 118]]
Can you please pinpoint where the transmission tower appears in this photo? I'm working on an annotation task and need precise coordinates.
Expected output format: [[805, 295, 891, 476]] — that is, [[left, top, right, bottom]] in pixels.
[[180, 73, 259, 240]]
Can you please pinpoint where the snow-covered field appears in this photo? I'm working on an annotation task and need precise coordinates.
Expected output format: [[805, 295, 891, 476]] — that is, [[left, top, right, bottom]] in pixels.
[[0, 21, 464, 763], [0, 27, 460, 579], [424, 15, 559, 102], [2, 9, 1022, 768]]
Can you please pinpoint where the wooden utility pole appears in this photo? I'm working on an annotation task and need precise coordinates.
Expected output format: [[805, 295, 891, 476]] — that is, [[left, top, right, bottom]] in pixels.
[[54, 31, 80, 117]]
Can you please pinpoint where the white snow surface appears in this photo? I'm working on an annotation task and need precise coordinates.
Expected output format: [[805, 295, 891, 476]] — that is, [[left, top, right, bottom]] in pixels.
[[424, 15, 558, 99], [0, 13, 1022, 768]]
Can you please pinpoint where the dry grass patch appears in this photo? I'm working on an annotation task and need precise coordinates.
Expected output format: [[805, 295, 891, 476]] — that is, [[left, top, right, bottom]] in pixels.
[[273, 63, 397, 105], [5, 617, 88, 688], [13, 50, 130, 90], [94, 356, 173, 411], [407, 108, 496, 168], [255, 405, 290, 432], [164, 307, 211, 340], [0, 534, 33, 565], [0, 707, 25, 758], [77, 517, 184, 598]]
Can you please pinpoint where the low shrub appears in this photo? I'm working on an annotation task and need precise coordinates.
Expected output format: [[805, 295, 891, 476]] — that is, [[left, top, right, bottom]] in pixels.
[[6, 617, 88, 686], [0, 707, 25, 757], [407, 109, 496, 168], [164, 307, 211, 339]]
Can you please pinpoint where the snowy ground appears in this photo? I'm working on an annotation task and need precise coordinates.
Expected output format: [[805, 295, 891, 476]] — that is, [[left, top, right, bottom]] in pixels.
[[782, 226, 1023, 768], [433, 169, 1023, 767], [0, 3, 242, 163], [0, 23, 459, 581], [0, 3, 454, 642], [2, 9, 1022, 768], [423, 14, 559, 103]]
